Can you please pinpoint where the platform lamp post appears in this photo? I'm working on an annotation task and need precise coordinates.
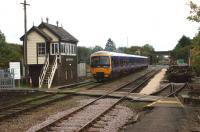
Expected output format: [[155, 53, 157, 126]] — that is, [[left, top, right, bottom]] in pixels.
[[21, 0, 30, 79]]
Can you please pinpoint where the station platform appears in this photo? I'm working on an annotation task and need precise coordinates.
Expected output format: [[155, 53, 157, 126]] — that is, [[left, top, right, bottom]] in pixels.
[[146, 97, 184, 108]]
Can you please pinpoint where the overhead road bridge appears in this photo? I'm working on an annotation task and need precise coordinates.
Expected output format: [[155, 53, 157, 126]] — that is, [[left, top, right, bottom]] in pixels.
[[155, 51, 171, 56]]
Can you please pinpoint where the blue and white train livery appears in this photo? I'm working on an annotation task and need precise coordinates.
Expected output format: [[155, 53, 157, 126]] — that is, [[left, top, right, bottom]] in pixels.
[[90, 51, 148, 81]]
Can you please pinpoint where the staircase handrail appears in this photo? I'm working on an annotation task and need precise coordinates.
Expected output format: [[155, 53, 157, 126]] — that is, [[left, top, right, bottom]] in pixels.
[[39, 54, 49, 88], [47, 55, 57, 88]]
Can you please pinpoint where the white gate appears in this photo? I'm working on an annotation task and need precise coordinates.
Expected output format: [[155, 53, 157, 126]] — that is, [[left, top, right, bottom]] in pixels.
[[78, 63, 86, 77], [0, 69, 15, 89]]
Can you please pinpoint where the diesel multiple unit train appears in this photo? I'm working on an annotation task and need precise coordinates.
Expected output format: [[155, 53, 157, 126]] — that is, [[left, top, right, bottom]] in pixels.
[[90, 51, 148, 81]]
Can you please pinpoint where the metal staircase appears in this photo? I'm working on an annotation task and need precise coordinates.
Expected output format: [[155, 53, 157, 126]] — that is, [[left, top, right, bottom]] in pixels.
[[39, 55, 57, 88]]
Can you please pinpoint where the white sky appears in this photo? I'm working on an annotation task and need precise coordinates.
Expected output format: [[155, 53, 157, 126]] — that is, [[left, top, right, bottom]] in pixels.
[[0, 0, 199, 51]]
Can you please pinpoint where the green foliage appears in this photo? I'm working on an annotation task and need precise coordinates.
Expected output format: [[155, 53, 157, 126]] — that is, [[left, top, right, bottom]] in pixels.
[[191, 32, 200, 76], [171, 35, 192, 63], [118, 46, 141, 55], [186, 1, 200, 75], [141, 44, 156, 64], [187, 1, 200, 22], [105, 38, 116, 52], [192, 55, 200, 76], [192, 31, 200, 47], [141, 44, 155, 56], [118, 44, 156, 64], [127, 46, 141, 55], [0, 30, 22, 68], [0, 30, 6, 45], [117, 47, 127, 53], [175, 35, 191, 48], [77, 46, 92, 64], [0, 43, 22, 68], [92, 45, 103, 53]]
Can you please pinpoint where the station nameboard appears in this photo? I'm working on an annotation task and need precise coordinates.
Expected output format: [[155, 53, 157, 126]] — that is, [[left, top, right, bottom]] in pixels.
[[9, 62, 21, 79], [66, 58, 73, 61]]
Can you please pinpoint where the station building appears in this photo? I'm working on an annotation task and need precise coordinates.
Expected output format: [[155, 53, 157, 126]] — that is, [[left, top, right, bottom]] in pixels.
[[20, 22, 78, 88]]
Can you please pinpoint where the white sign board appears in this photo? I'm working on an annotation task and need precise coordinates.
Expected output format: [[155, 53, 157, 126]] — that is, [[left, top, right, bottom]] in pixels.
[[9, 62, 21, 79]]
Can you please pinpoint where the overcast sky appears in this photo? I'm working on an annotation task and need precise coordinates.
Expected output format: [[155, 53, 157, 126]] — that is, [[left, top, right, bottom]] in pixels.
[[0, 0, 200, 51]]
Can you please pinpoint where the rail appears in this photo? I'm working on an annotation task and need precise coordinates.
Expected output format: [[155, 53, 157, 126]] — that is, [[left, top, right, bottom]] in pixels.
[[167, 83, 187, 97], [0, 94, 69, 122], [48, 55, 57, 89], [33, 69, 160, 132], [77, 69, 160, 132], [39, 54, 49, 88]]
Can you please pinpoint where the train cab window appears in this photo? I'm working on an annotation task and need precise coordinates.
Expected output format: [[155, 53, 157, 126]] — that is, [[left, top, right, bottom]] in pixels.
[[91, 56, 110, 67]]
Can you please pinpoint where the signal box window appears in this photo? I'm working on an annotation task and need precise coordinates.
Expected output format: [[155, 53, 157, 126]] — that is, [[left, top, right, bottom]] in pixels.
[[37, 43, 46, 56], [51, 43, 59, 55]]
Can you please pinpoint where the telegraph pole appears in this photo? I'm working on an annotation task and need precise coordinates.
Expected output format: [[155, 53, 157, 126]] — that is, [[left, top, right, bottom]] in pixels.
[[21, 0, 30, 77]]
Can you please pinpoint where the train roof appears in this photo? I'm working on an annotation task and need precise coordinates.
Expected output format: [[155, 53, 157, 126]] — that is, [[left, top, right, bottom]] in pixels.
[[91, 51, 148, 59]]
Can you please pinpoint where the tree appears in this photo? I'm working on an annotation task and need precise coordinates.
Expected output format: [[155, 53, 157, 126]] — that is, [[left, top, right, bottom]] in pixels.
[[191, 32, 200, 75], [77, 46, 92, 64], [141, 44, 155, 56], [171, 35, 192, 63], [187, 1, 200, 76], [0, 30, 6, 46], [117, 47, 129, 53], [0, 30, 22, 68], [118, 44, 156, 64], [127, 46, 141, 55], [175, 35, 191, 48], [92, 45, 103, 53], [105, 38, 116, 52], [141, 44, 156, 64], [0, 43, 22, 68], [187, 1, 200, 22]]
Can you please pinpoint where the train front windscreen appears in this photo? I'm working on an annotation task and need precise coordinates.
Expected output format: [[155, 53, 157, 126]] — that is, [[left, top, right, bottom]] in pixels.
[[91, 56, 110, 67]]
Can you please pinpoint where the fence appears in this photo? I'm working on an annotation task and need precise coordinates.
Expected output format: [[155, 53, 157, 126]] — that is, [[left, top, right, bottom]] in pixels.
[[0, 69, 15, 89]]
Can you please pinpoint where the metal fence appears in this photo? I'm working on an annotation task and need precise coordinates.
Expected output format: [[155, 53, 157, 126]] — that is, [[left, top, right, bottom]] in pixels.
[[0, 69, 15, 89]]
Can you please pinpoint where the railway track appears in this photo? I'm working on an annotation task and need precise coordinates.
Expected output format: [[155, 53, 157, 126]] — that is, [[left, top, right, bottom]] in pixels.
[[0, 93, 71, 121], [58, 80, 97, 89], [151, 83, 189, 97], [58, 68, 156, 91], [30, 69, 161, 132], [57, 80, 110, 91], [118, 69, 160, 93]]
